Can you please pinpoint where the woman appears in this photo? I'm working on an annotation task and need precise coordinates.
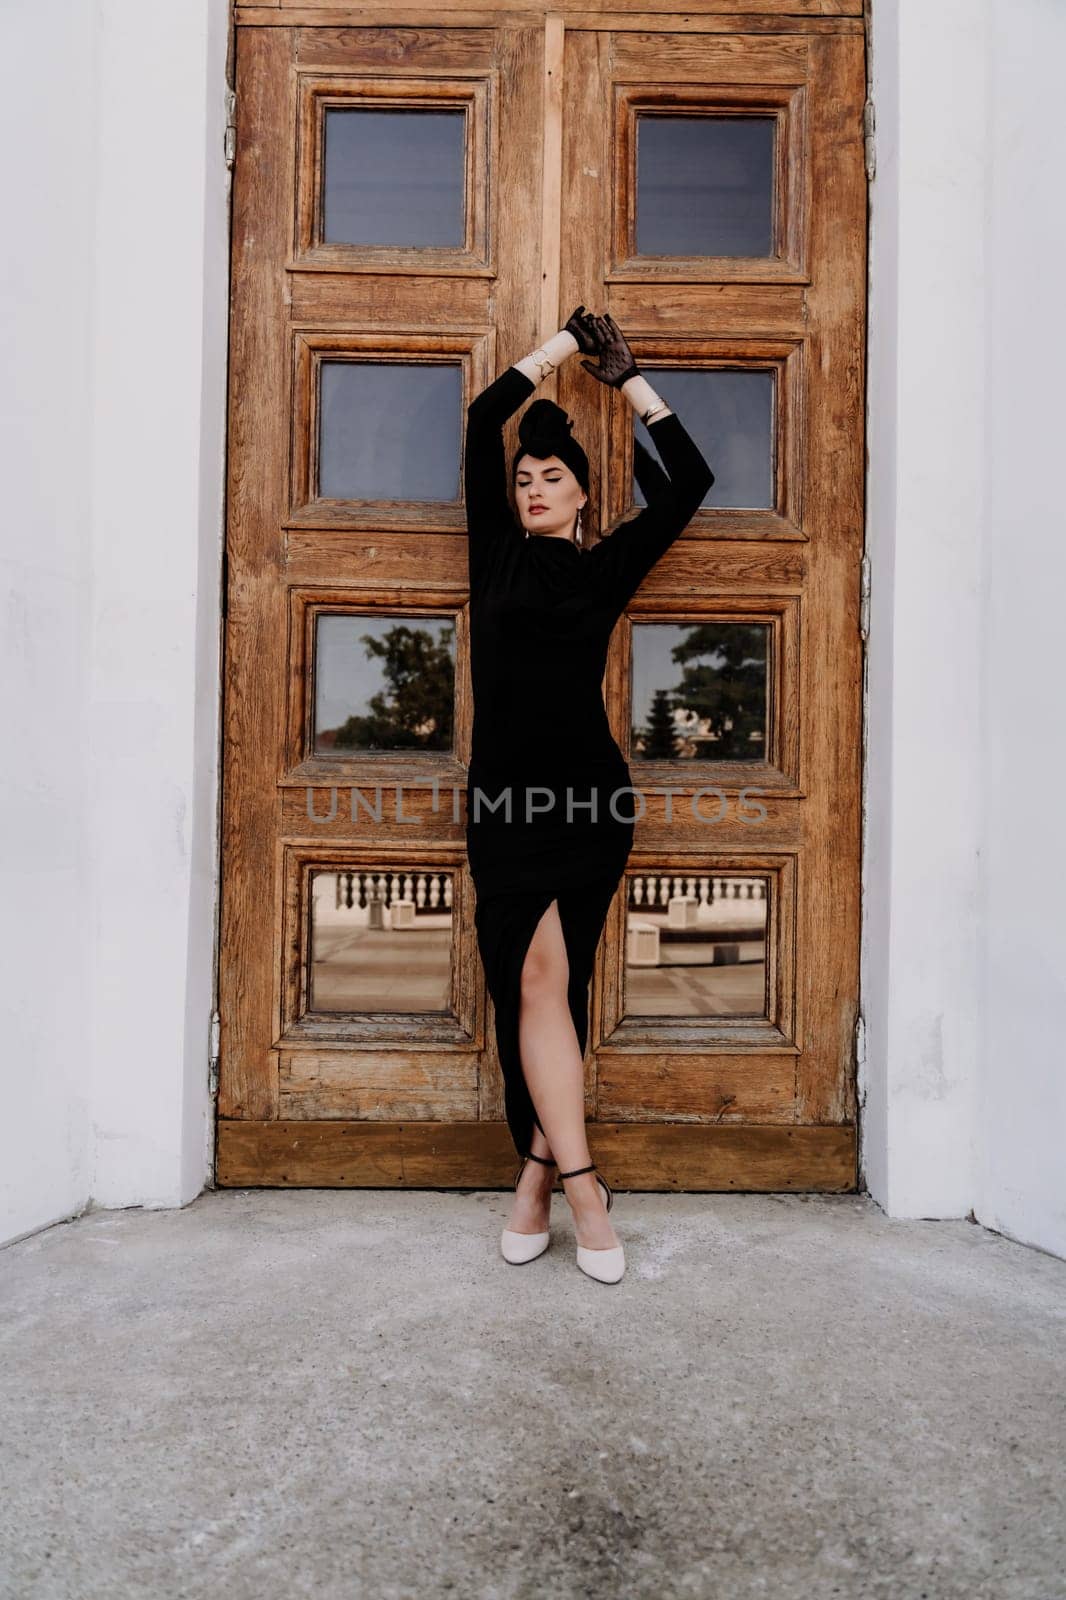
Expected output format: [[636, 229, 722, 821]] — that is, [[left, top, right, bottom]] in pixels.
[[464, 309, 714, 1283]]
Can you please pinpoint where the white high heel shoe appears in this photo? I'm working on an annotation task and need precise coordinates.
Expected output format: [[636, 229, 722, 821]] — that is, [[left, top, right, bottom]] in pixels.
[[559, 1163, 626, 1284], [500, 1151, 556, 1264]]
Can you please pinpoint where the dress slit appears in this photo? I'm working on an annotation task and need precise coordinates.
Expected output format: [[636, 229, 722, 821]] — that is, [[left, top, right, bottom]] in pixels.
[[475, 874, 621, 1158]]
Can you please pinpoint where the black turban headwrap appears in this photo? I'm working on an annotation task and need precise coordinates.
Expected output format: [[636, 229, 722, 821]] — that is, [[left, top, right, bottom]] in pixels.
[[510, 399, 590, 493]]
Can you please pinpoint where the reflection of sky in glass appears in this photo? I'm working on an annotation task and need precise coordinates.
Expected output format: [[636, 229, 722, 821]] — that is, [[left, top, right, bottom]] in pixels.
[[314, 613, 454, 745], [632, 624, 692, 729], [634, 368, 773, 510], [636, 115, 775, 257], [323, 109, 466, 247], [319, 362, 462, 501]]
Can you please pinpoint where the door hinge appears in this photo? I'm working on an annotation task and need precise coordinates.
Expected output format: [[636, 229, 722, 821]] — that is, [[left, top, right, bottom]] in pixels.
[[224, 90, 237, 169], [859, 552, 871, 640], [208, 1008, 221, 1097], [863, 97, 876, 181]]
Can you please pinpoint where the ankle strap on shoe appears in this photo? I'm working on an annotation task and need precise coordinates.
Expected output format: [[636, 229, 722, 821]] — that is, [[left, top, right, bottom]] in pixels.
[[513, 1150, 557, 1189], [558, 1162, 613, 1212]]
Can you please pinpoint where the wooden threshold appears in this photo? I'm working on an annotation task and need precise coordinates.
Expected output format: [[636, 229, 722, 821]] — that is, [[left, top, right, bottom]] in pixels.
[[216, 1119, 857, 1190]]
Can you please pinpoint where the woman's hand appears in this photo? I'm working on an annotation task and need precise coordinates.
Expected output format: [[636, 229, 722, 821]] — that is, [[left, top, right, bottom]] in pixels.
[[564, 304, 600, 355], [580, 312, 640, 389]]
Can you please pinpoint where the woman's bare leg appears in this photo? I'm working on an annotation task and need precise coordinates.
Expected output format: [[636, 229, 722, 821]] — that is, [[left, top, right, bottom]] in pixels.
[[505, 899, 618, 1250]]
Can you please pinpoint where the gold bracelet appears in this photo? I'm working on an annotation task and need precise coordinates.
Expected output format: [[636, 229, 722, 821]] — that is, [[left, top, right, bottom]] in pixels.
[[642, 399, 668, 423]]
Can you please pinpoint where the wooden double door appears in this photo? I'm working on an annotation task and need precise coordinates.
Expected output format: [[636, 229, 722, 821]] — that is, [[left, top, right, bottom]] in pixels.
[[217, 0, 867, 1191]]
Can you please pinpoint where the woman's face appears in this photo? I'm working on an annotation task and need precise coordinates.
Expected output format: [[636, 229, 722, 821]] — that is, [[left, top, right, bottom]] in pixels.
[[514, 454, 587, 539]]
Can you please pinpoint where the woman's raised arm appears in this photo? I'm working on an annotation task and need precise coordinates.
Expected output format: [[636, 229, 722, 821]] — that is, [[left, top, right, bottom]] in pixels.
[[589, 404, 714, 612], [463, 363, 536, 570], [463, 316, 594, 584], [582, 315, 714, 611]]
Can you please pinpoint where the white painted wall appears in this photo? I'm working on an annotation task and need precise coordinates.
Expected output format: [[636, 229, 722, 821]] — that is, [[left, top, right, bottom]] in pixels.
[[0, 0, 230, 1245], [864, 0, 1065, 1258], [977, 0, 1066, 1256], [0, 2, 96, 1244], [2, 0, 1062, 1258]]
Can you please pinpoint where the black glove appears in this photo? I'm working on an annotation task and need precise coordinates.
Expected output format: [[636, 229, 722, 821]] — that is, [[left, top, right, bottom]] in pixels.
[[581, 312, 640, 389], [564, 304, 600, 355]]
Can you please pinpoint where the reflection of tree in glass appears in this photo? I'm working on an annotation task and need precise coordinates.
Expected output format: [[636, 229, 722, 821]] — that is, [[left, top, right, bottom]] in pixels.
[[633, 624, 767, 760], [325, 623, 455, 752], [641, 688, 679, 759]]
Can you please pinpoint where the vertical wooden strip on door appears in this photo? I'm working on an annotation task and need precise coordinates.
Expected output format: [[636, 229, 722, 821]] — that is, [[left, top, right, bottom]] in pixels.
[[794, 31, 865, 1126], [220, 26, 295, 1123]]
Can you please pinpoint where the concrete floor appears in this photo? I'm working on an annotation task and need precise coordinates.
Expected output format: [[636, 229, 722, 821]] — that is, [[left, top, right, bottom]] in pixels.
[[1, 1189, 1063, 1600]]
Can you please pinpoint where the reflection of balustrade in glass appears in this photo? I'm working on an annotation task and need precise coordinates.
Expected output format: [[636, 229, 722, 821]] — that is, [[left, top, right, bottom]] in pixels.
[[310, 868, 454, 1014], [624, 874, 768, 1019]]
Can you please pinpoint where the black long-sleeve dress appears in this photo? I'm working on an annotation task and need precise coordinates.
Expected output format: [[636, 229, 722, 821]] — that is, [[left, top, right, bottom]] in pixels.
[[464, 364, 714, 1158]]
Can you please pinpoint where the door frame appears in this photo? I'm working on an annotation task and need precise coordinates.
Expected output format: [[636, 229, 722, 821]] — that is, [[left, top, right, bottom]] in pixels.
[[216, 0, 867, 1192]]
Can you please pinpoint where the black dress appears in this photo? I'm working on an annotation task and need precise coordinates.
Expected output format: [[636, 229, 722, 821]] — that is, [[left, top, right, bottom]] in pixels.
[[464, 364, 714, 1158]]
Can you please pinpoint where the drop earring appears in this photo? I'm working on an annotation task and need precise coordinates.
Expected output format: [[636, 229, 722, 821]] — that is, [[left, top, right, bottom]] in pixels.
[[575, 504, 584, 546]]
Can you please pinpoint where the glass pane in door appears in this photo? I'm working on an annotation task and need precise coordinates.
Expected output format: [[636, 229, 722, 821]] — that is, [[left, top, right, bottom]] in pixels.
[[318, 361, 462, 501], [635, 114, 776, 257], [623, 872, 769, 1018], [633, 368, 774, 510], [309, 867, 455, 1013], [323, 108, 466, 247], [631, 622, 769, 762], [314, 613, 456, 755]]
